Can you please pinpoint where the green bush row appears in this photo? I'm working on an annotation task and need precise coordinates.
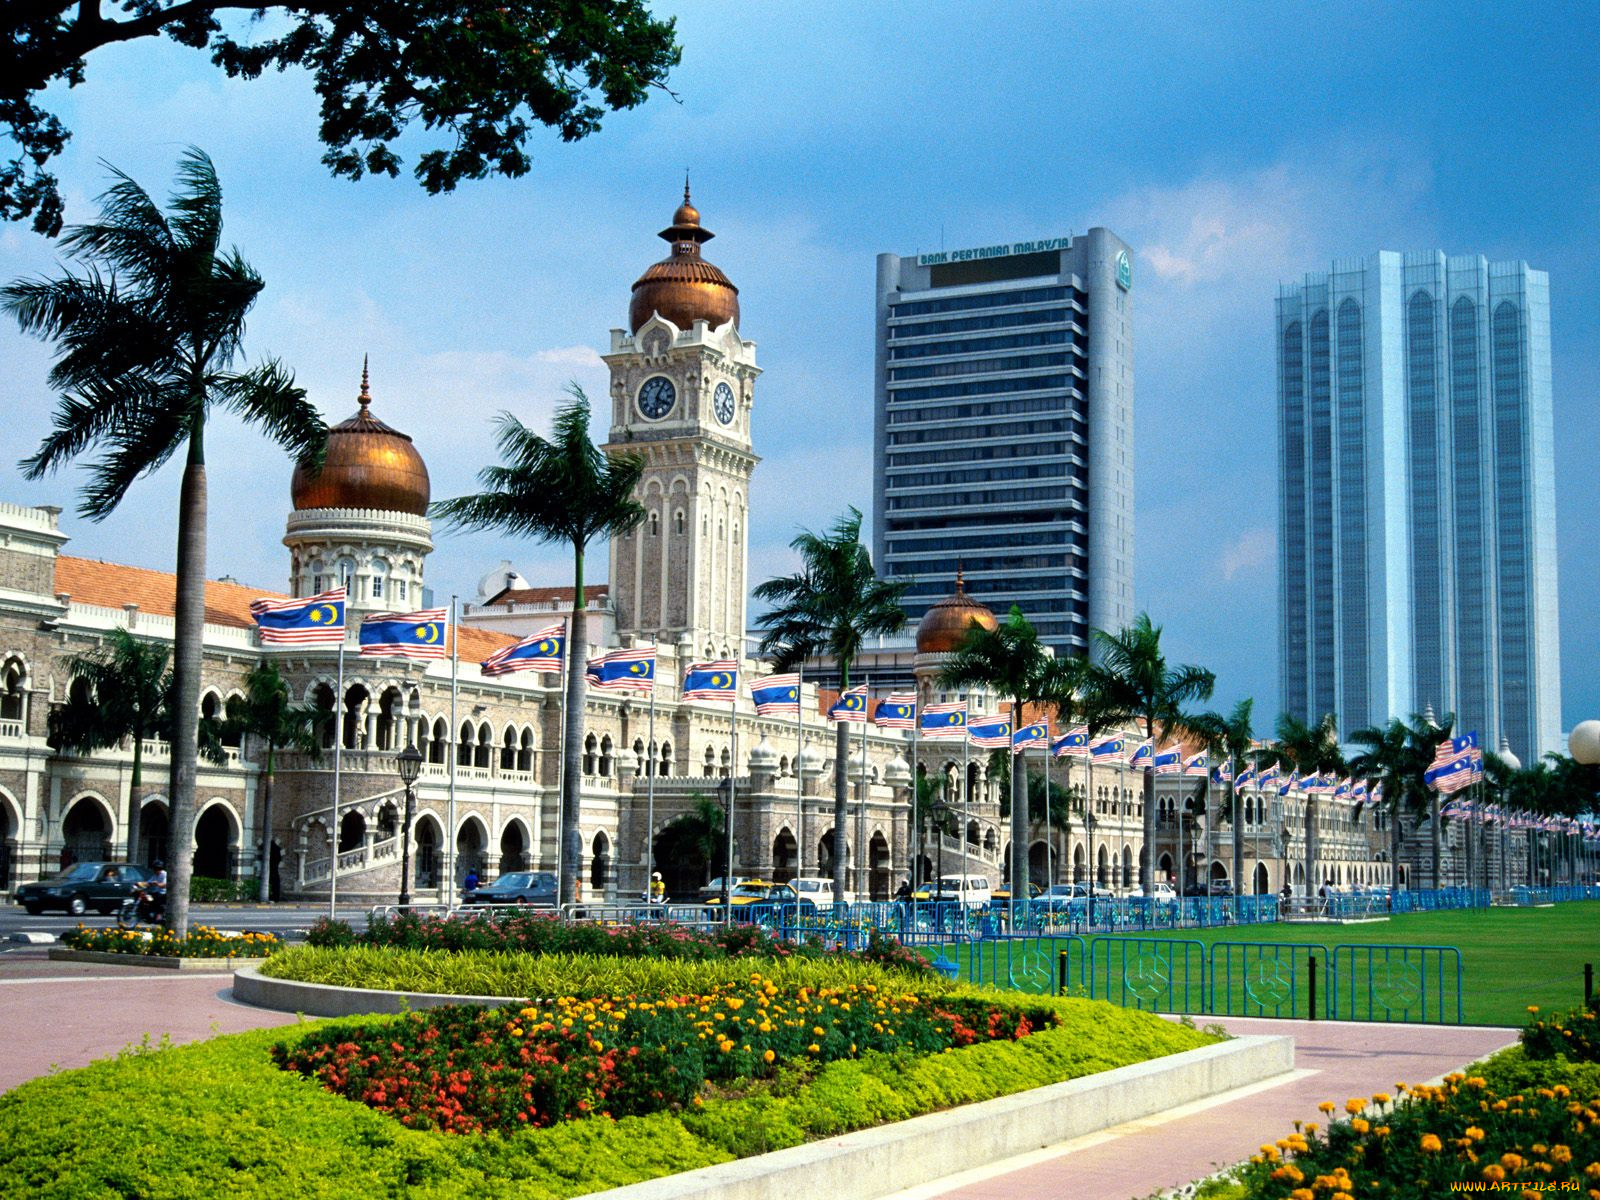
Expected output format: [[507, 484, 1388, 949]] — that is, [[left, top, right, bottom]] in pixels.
[[259, 945, 940, 998], [0, 996, 1212, 1198], [189, 876, 259, 903]]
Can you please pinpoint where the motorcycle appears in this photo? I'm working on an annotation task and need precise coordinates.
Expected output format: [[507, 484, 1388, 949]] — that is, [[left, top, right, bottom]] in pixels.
[[116, 883, 167, 929]]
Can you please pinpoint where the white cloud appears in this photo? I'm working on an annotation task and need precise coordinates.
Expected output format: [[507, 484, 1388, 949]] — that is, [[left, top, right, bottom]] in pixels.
[[1220, 526, 1275, 582]]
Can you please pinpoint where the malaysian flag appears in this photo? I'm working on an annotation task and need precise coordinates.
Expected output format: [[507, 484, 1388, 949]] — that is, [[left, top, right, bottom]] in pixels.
[[1234, 765, 1256, 790], [1278, 770, 1297, 796], [1182, 751, 1209, 777], [1013, 722, 1048, 751], [1332, 777, 1351, 799], [480, 623, 565, 676], [919, 702, 967, 739], [1211, 757, 1233, 785], [250, 588, 346, 646], [1054, 725, 1090, 758], [1090, 734, 1128, 764], [968, 716, 1011, 749], [359, 608, 449, 659], [586, 646, 656, 692], [873, 693, 916, 729], [1153, 744, 1183, 775], [751, 673, 800, 715], [1258, 765, 1280, 791], [829, 685, 869, 723], [683, 660, 738, 702], [1128, 739, 1154, 770]]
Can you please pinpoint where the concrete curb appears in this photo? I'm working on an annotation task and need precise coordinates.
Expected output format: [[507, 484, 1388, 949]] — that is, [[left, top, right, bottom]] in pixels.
[[232, 962, 524, 1015], [49, 948, 269, 971], [580, 1034, 1296, 1200]]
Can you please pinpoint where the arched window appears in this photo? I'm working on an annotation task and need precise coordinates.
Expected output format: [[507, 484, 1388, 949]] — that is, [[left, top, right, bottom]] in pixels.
[[310, 559, 327, 596], [375, 687, 402, 751], [659, 741, 671, 777], [500, 728, 517, 771], [518, 728, 534, 772], [370, 557, 389, 601], [583, 734, 598, 775], [674, 511, 685, 536], [312, 684, 337, 749], [719, 747, 730, 778], [342, 684, 369, 750], [337, 557, 356, 592], [703, 745, 715, 777], [0, 659, 25, 728], [457, 721, 474, 766], [429, 717, 447, 764], [474, 722, 492, 769], [599, 735, 613, 777], [649, 512, 660, 537], [632, 738, 645, 777]]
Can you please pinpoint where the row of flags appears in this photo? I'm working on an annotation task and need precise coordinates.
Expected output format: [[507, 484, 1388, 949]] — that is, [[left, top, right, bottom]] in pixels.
[[252, 589, 453, 660]]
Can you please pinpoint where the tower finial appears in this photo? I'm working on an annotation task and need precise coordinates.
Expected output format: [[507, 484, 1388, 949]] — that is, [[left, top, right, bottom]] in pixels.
[[955, 564, 965, 593], [359, 354, 371, 408], [684, 170, 691, 205]]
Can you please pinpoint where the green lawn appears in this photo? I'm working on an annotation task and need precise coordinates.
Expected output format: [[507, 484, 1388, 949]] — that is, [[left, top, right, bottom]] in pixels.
[[933, 902, 1600, 1028]]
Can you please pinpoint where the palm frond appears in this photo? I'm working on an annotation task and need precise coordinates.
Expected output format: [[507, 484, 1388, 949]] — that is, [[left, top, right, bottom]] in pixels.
[[212, 359, 324, 467]]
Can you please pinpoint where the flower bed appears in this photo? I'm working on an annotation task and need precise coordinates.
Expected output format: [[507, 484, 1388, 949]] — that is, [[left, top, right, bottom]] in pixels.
[[272, 975, 1048, 1134], [308, 910, 931, 975], [1522, 997, 1600, 1064], [61, 924, 278, 958], [1230, 1069, 1600, 1197]]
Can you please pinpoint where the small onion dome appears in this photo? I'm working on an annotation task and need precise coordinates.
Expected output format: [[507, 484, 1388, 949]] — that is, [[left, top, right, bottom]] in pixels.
[[797, 745, 825, 776], [1568, 721, 1600, 766], [615, 747, 639, 776], [846, 748, 871, 782], [628, 181, 740, 334], [1498, 735, 1523, 772], [884, 754, 911, 787], [748, 738, 779, 772], [291, 360, 430, 516], [915, 568, 999, 654]]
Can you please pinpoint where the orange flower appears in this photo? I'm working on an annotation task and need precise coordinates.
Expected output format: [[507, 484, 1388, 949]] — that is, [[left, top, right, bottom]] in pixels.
[[1482, 1165, 1506, 1182], [1420, 1134, 1442, 1153], [1350, 1118, 1370, 1134], [1345, 1098, 1366, 1114], [1319, 1101, 1336, 1114]]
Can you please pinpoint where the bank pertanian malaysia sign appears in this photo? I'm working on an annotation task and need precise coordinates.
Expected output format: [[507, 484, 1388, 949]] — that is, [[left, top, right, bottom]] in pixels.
[[916, 237, 1072, 267]]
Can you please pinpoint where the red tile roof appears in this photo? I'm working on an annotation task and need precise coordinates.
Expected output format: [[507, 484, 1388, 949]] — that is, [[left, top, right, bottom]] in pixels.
[[483, 584, 609, 607], [53, 556, 285, 630]]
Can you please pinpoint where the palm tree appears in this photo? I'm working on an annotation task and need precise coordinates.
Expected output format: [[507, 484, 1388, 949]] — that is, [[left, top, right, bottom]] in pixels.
[[1347, 717, 1429, 900], [1192, 698, 1257, 910], [1078, 613, 1215, 890], [49, 629, 171, 863], [432, 387, 644, 907], [222, 661, 326, 902], [5, 149, 324, 936], [1270, 712, 1345, 895], [753, 507, 909, 903], [939, 605, 1064, 910]]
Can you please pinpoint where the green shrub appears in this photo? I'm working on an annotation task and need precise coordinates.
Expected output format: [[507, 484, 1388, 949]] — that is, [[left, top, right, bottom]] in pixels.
[[0, 996, 1212, 1198], [1520, 999, 1600, 1063], [189, 875, 259, 903], [260, 944, 939, 998]]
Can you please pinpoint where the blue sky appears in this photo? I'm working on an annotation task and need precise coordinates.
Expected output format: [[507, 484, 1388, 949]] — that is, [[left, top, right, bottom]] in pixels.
[[1, 1, 1596, 732]]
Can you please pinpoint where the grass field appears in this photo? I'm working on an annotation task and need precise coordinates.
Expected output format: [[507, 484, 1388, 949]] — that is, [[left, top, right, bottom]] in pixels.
[[936, 902, 1600, 1027]]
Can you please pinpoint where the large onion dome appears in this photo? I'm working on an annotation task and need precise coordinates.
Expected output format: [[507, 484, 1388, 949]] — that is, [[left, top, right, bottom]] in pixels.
[[915, 569, 999, 654], [290, 361, 430, 517], [627, 182, 740, 334]]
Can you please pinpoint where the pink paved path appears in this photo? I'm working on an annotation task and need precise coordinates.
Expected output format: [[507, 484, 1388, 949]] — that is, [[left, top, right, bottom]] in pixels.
[[892, 1016, 1517, 1200], [0, 950, 299, 1092]]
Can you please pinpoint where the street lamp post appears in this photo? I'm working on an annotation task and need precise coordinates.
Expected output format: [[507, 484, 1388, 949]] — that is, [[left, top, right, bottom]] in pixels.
[[395, 744, 423, 909], [1569, 722, 1600, 889]]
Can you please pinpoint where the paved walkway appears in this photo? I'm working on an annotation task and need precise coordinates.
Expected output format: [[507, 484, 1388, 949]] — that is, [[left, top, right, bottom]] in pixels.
[[1, 952, 1518, 1200], [887, 1016, 1517, 1200], [0, 950, 298, 1092]]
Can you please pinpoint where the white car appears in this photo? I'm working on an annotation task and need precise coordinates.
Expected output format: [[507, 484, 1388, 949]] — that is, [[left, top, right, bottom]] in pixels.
[[784, 877, 836, 913], [1129, 882, 1178, 902]]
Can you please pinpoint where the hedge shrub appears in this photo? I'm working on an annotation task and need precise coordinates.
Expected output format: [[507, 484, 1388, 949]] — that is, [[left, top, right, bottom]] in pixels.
[[189, 876, 259, 903], [0, 995, 1211, 1199]]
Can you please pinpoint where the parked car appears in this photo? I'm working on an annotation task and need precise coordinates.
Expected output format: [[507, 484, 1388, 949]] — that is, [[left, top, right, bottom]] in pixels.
[[990, 882, 1042, 904], [697, 877, 761, 903], [703, 881, 777, 908], [461, 871, 557, 906], [1128, 882, 1178, 902], [1183, 881, 1234, 898], [925, 874, 993, 909], [783, 877, 836, 912], [15, 862, 149, 916]]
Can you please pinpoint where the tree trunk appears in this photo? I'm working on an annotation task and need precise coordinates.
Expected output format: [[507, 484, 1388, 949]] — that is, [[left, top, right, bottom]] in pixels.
[[559, 548, 588, 908], [1140, 719, 1154, 890], [1305, 795, 1317, 898], [125, 733, 144, 863], [1010, 698, 1027, 912], [1430, 792, 1441, 889], [1230, 778, 1243, 909], [832, 711, 849, 903], [256, 743, 275, 903], [165, 427, 207, 938], [1390, 787, 1402, 897]]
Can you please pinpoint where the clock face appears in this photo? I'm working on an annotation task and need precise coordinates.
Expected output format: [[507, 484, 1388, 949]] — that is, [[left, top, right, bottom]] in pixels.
[[713, 381, 736, 425], [637, 376, 676, 420]]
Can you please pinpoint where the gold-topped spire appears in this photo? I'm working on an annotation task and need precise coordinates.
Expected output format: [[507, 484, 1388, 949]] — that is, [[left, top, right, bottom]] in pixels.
[[358, 354, 371, 408], [629, 181, 739, 333]]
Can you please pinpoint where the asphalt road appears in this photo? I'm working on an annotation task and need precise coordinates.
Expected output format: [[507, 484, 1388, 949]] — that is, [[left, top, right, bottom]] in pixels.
[[0, 902, 372, 944]]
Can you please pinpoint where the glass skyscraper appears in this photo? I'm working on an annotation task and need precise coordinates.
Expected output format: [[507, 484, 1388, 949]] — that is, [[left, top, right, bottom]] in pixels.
[[873, 229, 1135, 655], [1278, 251, 1561, 762]]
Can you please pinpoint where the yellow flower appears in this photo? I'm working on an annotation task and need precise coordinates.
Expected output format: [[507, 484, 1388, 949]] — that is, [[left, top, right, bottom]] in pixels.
[[1350, 1118, 1369, 1134], [762, 1049, 775, 1064], [1371, 1092, 1391, 1105], [807, 1043, 820, 1053], [1270, 1164, 1304, 1184], [1420, 1134, 1442, 1153], [1345, 1098, 1366, 1114], [1465, 1126, 1485, 1141], [1483, 1165, 1506, 1182], [1502, 1153, 1524, 1171], [1318, 1101, 1336, 1114]]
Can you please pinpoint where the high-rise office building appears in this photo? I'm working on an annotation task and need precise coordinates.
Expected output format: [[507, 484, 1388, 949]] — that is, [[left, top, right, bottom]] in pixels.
[[1278, 251, 1561, 762], [873, 230, 1135, 656]]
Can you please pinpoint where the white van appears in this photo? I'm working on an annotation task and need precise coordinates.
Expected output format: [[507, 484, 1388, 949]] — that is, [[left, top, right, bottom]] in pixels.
[[785, 877, 836, 913], [931, 875, 992, 909]]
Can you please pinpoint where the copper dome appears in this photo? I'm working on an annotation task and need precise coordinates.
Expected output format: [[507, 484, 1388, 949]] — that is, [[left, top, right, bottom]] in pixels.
[[628, 183, 740, 335], [915, 569, 999, 654], [290, 363, 430, 517]]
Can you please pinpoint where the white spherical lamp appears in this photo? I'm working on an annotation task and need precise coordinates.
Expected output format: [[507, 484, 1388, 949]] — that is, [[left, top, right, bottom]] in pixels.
[[1569, 720, 1600, 766]]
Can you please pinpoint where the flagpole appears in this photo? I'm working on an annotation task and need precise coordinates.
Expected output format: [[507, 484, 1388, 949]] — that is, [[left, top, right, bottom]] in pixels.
[[1043, 730, 1052, 887], [330, 635, 345, 921], [795, 664, 805, 881], [858, 676, 869, 900], [910, 698, 920, 892], [447, 595, 458, 912], [644, 649, 657, 904], [555, 608, 570, 903], [1085, 748, 1094, 915], [960, 711, 969, 894], [725, 696, 737, 907]]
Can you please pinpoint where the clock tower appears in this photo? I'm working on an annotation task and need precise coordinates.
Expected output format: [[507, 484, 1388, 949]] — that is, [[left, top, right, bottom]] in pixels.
[[603, 187, 761, 658]]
